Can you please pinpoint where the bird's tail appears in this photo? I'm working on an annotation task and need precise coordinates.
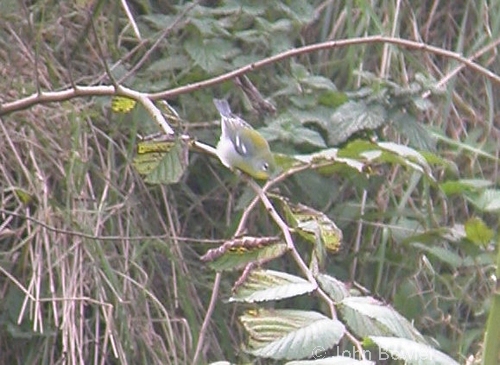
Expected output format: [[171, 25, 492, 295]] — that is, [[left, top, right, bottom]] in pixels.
[[213, 99, 232, 117]]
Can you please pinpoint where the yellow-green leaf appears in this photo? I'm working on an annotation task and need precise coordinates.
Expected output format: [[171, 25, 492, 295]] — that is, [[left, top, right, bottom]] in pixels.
[[111, 96, 136, 113], [133, 138, 189, 184], [465, 217, 494, 247]]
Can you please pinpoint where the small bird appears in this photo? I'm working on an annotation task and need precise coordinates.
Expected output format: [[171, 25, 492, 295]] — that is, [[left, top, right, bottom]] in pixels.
[[213, 99, 275, 180]]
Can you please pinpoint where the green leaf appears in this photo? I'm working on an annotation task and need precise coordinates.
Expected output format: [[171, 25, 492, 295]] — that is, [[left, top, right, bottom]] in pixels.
[[339, 297, 426, 343], [259, 115, 327, 148], [367, 336, 459, 365], [316, 274, 350, 302], [207, 242, 287, 272], [230, 269, 317, 303], [285, 357, 375, 365], [301, 75, 337, 91], [234, 29, 264, 44], [184, 38, 236, 73], [377, 142, 432, 177], [388, 218, 425, 244], [440, 179, 493, 195], [410, 243, 474, 268], [466, 189, 500, 212], [390, 111, 436, 151], [431, 130, 498, 160], [398, 225, 465, 247], [255, 17, 294, 33], [275, 0, 315, 24], [464, 217, 494, 246], [283, 202, 343, 255], [290, 62, 310, 79], [133, 138, 189, 185], [241, 309, 345, 360], [140, 14, 176, 30], [189, 17, 230, 36], [215, 0, 268, 16], [293, 148, 365, 174], [337, 140, 434, 180], [328, 100, 387, 145], [147, 55, 191, 73], [419, 151, 458, 175], [394, 280, 424, 322]]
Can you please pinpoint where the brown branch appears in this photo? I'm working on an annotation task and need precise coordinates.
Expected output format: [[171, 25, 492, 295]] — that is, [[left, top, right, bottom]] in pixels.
[[148, 35, 500, 100], [2, 36, 500, 117], [1, 85, 116, 115]]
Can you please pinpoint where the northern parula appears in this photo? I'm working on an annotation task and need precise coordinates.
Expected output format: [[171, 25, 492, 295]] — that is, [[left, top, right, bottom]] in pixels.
[[214, 99, 275, 180]]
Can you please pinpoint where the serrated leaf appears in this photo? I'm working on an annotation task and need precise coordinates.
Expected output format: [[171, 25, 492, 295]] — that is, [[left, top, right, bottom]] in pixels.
[[339, 297, 426, 343], [368, 336, 459, 365], [285, 357, 375, 365], [184, 38, 235, 73], [230, 269, 316, 303], [136, 140, 175, 155], [410, 243, 474, 268], [419, 151, 458, 175], [259, 115, 327, 148], [316, 274, 350, 302], [464, 217, 494, 246], [431, 130, 498, 160], [301, 75, 337, 91], [293, 148, 365, 174], [148, 55, 191, 73], [411, 96, 434, 111], [318, 91, 349, 108], [140, 14, 176, 30], [276, 0, 315, 24], [189, 17, 229, 36], [208, 242, 287, 272], [234, 29, 263, 44], [283, 202, 342, 254], [214, 0, 267, 16], [466, 188, 500, 212], [290, 62, 310, 79], [391, 111, 435, 151], [328, 100, 387, 145], [133, 139, 188, 184], [241, 309, 345, 360], [255, 17, 294, 33], [440, 179, 493, 195], [378, 142, 431, 176], [337, 140, 434, 180], [388, 217, 424, 243], [398, 227, 452, 246]]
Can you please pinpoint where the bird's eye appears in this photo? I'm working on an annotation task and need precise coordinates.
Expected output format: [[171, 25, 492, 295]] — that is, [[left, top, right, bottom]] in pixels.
[[262, 162, 269, 171]]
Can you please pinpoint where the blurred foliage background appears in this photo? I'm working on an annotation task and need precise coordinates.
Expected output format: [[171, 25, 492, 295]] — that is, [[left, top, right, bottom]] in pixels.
[[1, 0, 499, 364]]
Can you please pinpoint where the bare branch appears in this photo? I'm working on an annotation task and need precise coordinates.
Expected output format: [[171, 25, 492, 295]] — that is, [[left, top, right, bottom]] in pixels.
[[149, 35, 500, 100], [3, 35, 500, 118]]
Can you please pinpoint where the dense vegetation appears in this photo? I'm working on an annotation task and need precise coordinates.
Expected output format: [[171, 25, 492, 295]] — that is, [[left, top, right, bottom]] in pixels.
[[1, 1, 499, 364]]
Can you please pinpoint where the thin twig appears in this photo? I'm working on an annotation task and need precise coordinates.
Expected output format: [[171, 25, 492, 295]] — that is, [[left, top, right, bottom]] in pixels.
[[350, 189, 367, 282], [120, 0, 141, 40], [121, 2, 198, 82], [192, 272, 221, 365]]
